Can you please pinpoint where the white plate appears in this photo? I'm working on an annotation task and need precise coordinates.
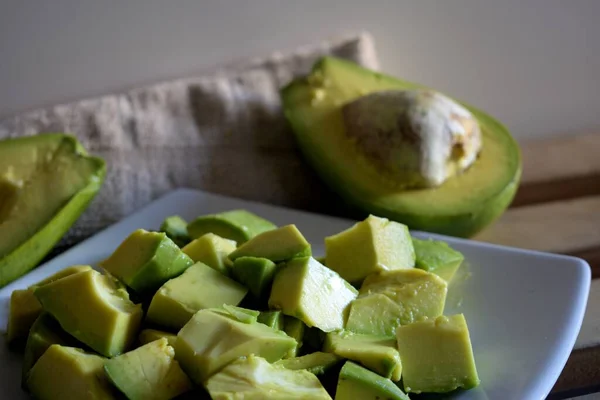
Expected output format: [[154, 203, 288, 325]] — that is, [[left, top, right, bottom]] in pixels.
[[0, 189, 591, 399]]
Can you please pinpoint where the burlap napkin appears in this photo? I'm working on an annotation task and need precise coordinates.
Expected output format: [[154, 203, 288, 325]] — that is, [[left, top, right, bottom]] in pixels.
[[0, 33, 379, 250]]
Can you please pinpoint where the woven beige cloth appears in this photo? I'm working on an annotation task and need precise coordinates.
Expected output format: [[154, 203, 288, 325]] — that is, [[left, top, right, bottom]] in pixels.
[[0, 33, 379, 248]]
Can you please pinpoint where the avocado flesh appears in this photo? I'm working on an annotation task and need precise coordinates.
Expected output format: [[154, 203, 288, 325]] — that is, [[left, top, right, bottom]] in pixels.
[[281, 57, 521, 237], [276, 352, 342, 375], [160, 215, 191, 247], [345, 293, 404, 336], [206, 355, 332, 400], [229, 224, 311, 262], [396, 314, 480, 393], [187, 209, 276, 244], [257, 310, 284, 330], [335, 361, 409, 400], [413, 237, 464, 282], [27, 345, 115, 400], [104, 338, 193, 400], [174, 309, 297, 383], [231, 256, 278, 298], [138, 329, 178, 347], [146, 262, 248, 330], [34, 269, 143, 357], [0, 135, 105, 286], [182, 233, 236, 275], [283, 316, 306, 358]]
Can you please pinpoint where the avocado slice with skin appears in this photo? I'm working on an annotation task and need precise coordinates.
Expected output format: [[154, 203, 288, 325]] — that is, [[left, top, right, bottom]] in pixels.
[[276, 352, 342, 376], [182, 233, 236, 275], [34, 269, 143, 357], [160, 215, 191, 247], [0, 134, 105, 287], [187, 209, 276, 244], [104, 337, 193, 400], [335, 361, 409, 400], [231, 256, 278, 298], [138, 328, 178, 347], [413, 237, 464, 282], [281, 57, 521, 237], [229, 224, 311, 262], [206, 355, 332, 400]]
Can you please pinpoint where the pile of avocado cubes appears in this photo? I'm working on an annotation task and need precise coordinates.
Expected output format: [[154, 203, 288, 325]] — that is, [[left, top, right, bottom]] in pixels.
[[6, 209, 479, 399]]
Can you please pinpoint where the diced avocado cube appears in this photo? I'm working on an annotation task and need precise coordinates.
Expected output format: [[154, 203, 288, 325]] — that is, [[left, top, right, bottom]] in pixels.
[[100, 229, 194, 293], [160, 215, 191, 247], [345, 293, 404, 336], [138, 329, 178, 347], [175, 309, 297, 383], [269, 257, 357, 332], [222, 304, 260, 323], [34, 269, 143, 357], [276, 352, 342, 375], [396, 314, 480, 393], [413, 237, 464, 282], [27, 345, 115, 400], [22, 313, 79, 388], [283, 316, 306, 358], [104, 337, 193, 400], [6, 265, 91, 345], [206, 355, 332, 400], [182, 233, 236, 275], [324, 331, 402, 381], [229, 225, 311, 262], [325, 215, 415, 283], [231, 256, 277, 298], [360, 268, 447, 325], [187, 209, 276, 244], [335, 361, 409, 400], [257, 310, 284, 330], [146, 262, 248, 330]]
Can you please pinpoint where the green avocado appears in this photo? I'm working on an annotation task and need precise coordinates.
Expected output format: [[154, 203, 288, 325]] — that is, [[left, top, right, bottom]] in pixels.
[[34, 269, 143, 357], [0, 134, 105, 286], [187, 209, 276, 244], [283, 316, 306, 358], [222, 304, 260, 324], [281, 57, 521, 237], [325, 215, 415, 284], [413, 237, 464, 282], [276, 352, 342, 376], [138, 328, 178, 347], [27, 345, 116, 400], [182, 233, 236, 275], [175, 308, 297, 383], [146, 262, 248, 330], [257, 310, 284, 330], [229, 224, 311, 262], [104, 337, 193, 400], [324, 331, 402, 381], [231, 256, 278, 298], [269, 257, 357, 332], [396, 314, 480, 393], [160, 215, 191, 247], [100, 229, 194, 294], [345, 293, 404, 336], [206, 355, 332, 400], [335, 361, 409, 400]]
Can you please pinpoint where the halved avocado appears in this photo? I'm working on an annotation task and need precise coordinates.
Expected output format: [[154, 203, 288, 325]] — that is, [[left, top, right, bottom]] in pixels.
[[0, 134, 105, 286], [281, 57, 521, 237]]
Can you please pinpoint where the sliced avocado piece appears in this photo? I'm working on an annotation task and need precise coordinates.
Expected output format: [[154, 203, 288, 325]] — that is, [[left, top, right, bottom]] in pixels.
[[6, 265, 92, 345], [0, 134, 106, 286], [105, 337, 193, 400], [27, 345, 115, 400], [396, 313, 480, 393], [413, 237, 464, 282], [345, 293, 404, 336], [283, 316, 306, 358], [160, 215, 191, 247], [100, 229, 194, 294], [324, 331, 402, 381], [222, 304, 260, 323], [269, 257, 357, 332], [281, 56, 521, 238], [206, 355, 332, 400], [182, 233, 236, 275], [34, 269, 143, 357], [360, 268, 448, 326], [257, 310, 284, 330], [187, 209, 276, 244], [335, 361, 409, 400], [174, 308, 297, 383], [325, 215, 415, 284], [231, 256, 278, 298], [229, 224, 311, 262], [146, 262, 248, 329], [276, 352, 342, 375], [138, 328, 178, 347]]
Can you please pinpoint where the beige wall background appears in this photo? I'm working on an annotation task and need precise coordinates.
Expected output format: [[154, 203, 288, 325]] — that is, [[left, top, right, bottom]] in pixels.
[[1, 0, 598, 141]]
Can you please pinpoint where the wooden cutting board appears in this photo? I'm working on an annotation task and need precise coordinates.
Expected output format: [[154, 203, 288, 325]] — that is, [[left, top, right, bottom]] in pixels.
[[474, 132, 600, 399]]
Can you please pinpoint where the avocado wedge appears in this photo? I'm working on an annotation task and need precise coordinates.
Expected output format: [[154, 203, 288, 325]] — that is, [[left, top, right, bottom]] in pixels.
[[281, 57, 521, 237], [0, 134, 105, 286]]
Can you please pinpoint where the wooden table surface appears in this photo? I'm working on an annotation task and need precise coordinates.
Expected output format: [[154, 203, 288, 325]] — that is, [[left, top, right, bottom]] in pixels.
[[474, 132, 600, 399]]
